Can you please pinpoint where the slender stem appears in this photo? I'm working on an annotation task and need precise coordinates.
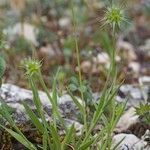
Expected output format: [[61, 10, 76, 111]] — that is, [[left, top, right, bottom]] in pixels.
[[71, 0, 88, 133], [106, 30, 117, 149], [71, 2, 82, 95], [38, 71, 67, 131], [111, 31, 116, 78]]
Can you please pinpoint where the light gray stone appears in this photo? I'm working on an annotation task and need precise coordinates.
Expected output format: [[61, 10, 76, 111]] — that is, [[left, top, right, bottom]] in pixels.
[[112, 134, 149, 150], [0, 83, 80, 123], [4, 23, 39, 46], [115, 107, 139, 133]]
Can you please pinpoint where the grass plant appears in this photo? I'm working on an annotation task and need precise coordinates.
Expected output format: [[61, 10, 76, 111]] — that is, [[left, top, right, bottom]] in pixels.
[[0, 0, 128, 149]]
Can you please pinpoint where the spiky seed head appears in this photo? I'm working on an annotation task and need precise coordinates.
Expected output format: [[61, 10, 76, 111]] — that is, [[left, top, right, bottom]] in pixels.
[[102, 5, 127, 32], [21, 58, 42, 77]]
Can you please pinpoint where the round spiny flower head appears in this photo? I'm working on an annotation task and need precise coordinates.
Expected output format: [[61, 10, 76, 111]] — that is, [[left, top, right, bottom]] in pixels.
[[102, 5, 127, 32], [22, 58, 42, 77]]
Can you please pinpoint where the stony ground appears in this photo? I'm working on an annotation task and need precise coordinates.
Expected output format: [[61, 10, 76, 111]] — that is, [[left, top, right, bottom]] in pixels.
[[0, 78, 150, 149], [0, 0, 150, 149]]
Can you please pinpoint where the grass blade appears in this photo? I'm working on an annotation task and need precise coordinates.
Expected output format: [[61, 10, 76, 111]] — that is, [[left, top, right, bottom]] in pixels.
[[67, 89, 84, 114], [49, 123, 61, 150], [23, 102, 45, 133], [61, 124, 75, 150], [77, 139, 94, 150], [42, 132, 48, 150], [0, 125, 37, 150]]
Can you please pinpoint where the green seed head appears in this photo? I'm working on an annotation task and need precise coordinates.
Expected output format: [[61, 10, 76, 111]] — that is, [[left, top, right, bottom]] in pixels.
[[102, 5, 127, 32], [22, 58, 42, 77]]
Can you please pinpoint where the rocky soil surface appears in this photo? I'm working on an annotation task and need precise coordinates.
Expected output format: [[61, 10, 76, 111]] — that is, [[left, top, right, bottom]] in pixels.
[[0, 77, 150, 149]]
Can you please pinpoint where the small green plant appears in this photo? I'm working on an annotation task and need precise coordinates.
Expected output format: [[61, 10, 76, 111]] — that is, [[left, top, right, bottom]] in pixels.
[[0, 60, 126, 149], [0, 0, 128, 149], [135, 87, 150, 124], [135, 102, 150, 124], [0, 58, 72, 150]]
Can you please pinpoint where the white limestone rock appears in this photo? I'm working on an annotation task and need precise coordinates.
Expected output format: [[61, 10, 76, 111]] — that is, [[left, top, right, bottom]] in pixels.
[[128, 61, 140, 74], [118, 84, 149, 107], [139, 76, 150, 85], [4, 23, 39, 46], [112, 134, 149, 150], [58, 17, 71, 29], [117, 39, 137, 61], [0, 83, 80, 122], [115, 107, 139, 133]]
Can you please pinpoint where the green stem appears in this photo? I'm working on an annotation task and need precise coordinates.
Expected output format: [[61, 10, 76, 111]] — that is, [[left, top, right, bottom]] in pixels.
[[111, 31, 116, 78], [71, 0, 87, 134], [38, 72, 67, 131]]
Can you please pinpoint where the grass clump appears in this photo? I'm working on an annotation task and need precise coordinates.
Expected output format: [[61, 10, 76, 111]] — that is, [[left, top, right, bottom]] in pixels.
[[0, 0, 128, 149], [0, 59, 126, 149]]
